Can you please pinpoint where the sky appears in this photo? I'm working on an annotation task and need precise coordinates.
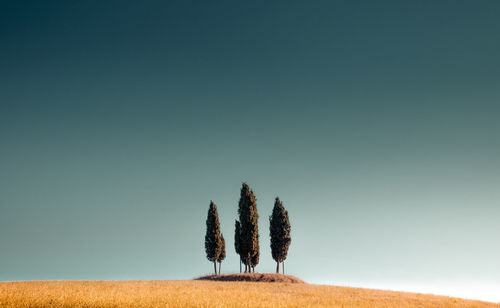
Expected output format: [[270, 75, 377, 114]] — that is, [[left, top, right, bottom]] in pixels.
[[1, 0, 499, 303]]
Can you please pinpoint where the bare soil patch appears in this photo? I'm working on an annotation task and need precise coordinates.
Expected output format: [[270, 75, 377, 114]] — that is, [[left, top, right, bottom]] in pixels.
[[195, 273, 305, 283]]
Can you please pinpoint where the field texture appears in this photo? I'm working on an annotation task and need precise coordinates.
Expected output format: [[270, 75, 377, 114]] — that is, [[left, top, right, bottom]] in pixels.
[[1, 279, 498, 308]]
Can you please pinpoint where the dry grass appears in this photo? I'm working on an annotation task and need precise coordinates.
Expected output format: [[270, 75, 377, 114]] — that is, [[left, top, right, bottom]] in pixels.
[[1, 279, 498, 308]]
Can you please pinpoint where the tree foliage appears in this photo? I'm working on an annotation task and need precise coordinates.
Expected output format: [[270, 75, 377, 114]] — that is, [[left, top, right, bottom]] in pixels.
[[237, 183, 259, 271], [203, 184, 294, 275], [234, 220, 241, 256], [234, 220, 243, 271], [217, 234, 226, 275], [205, 201, 223, 274], [269, 197, 291, 272], [251, 249, 259, 272], [218, 234, 226, 263]]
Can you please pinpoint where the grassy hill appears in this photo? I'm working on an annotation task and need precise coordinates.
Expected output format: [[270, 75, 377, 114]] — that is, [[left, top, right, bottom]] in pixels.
[[1, 276, 498, 307]]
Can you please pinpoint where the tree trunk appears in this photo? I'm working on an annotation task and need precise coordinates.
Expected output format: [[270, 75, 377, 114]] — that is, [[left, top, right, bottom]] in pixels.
[[214, 261, 217, 275], [218, 262, 221, 275], [282, 261, 284, 274], [276, 261, 279, 274], [239, 260, 242, 273]]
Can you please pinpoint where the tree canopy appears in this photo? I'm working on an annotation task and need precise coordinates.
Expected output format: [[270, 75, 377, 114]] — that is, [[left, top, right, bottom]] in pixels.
[[269, 197, 291, 273], [237, 183, 260, 272], [205, 201, 223, 275]]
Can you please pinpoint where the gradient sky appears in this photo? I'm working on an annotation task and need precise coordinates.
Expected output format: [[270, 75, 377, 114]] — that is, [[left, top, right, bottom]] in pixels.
[[1, 0, 499, 302]]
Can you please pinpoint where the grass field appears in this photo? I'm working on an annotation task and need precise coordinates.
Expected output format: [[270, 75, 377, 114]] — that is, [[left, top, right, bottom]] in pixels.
[[1, 278, 498, 308]]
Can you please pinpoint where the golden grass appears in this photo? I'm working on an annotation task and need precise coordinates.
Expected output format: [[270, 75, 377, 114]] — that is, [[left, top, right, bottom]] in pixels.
[[1, 279, 498, 308]]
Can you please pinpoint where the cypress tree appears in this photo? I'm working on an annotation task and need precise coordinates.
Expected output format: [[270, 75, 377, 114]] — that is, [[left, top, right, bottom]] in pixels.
[[238, 183, 259, 273], [218, 234, 226, 275], [269, 197, 291, 274], [205, 201, 223, 275], [234, 220, 242, 273]]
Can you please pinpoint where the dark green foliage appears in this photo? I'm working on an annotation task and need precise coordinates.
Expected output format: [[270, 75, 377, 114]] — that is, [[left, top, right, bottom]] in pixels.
[[234, 220, 241, 256], [234, 220, 242, 272], [217, 234, 226, 275], [218, 234, 226, 263], [269, 197, 291, 273], [251, 249, 259, 272], [205, 201, 223, 274], [237, 183, 260, 271]]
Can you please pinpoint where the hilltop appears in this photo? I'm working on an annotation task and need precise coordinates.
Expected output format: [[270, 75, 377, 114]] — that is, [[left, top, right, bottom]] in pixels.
[[196, 273, 305, 283], [1, 279, 497, 307]]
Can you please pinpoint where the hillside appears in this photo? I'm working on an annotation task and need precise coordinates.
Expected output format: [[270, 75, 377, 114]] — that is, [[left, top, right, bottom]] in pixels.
[[1, 279, 498, 308]]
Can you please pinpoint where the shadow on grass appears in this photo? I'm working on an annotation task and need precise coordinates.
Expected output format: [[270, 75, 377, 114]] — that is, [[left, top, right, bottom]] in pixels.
[[195, 273, 305, 283]]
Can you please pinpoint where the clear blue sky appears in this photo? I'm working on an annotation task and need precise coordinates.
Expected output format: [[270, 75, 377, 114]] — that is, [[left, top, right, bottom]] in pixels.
[[1, 0, 499, 302]]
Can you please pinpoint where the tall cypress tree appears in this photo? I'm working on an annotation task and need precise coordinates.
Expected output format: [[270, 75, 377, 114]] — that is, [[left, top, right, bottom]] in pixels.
[[205, 201, 223, 275], [269, 197, 291, 274], [238, 183, 259, 273], [217, 234, 226, 275], [234, 220, 242, 273]]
